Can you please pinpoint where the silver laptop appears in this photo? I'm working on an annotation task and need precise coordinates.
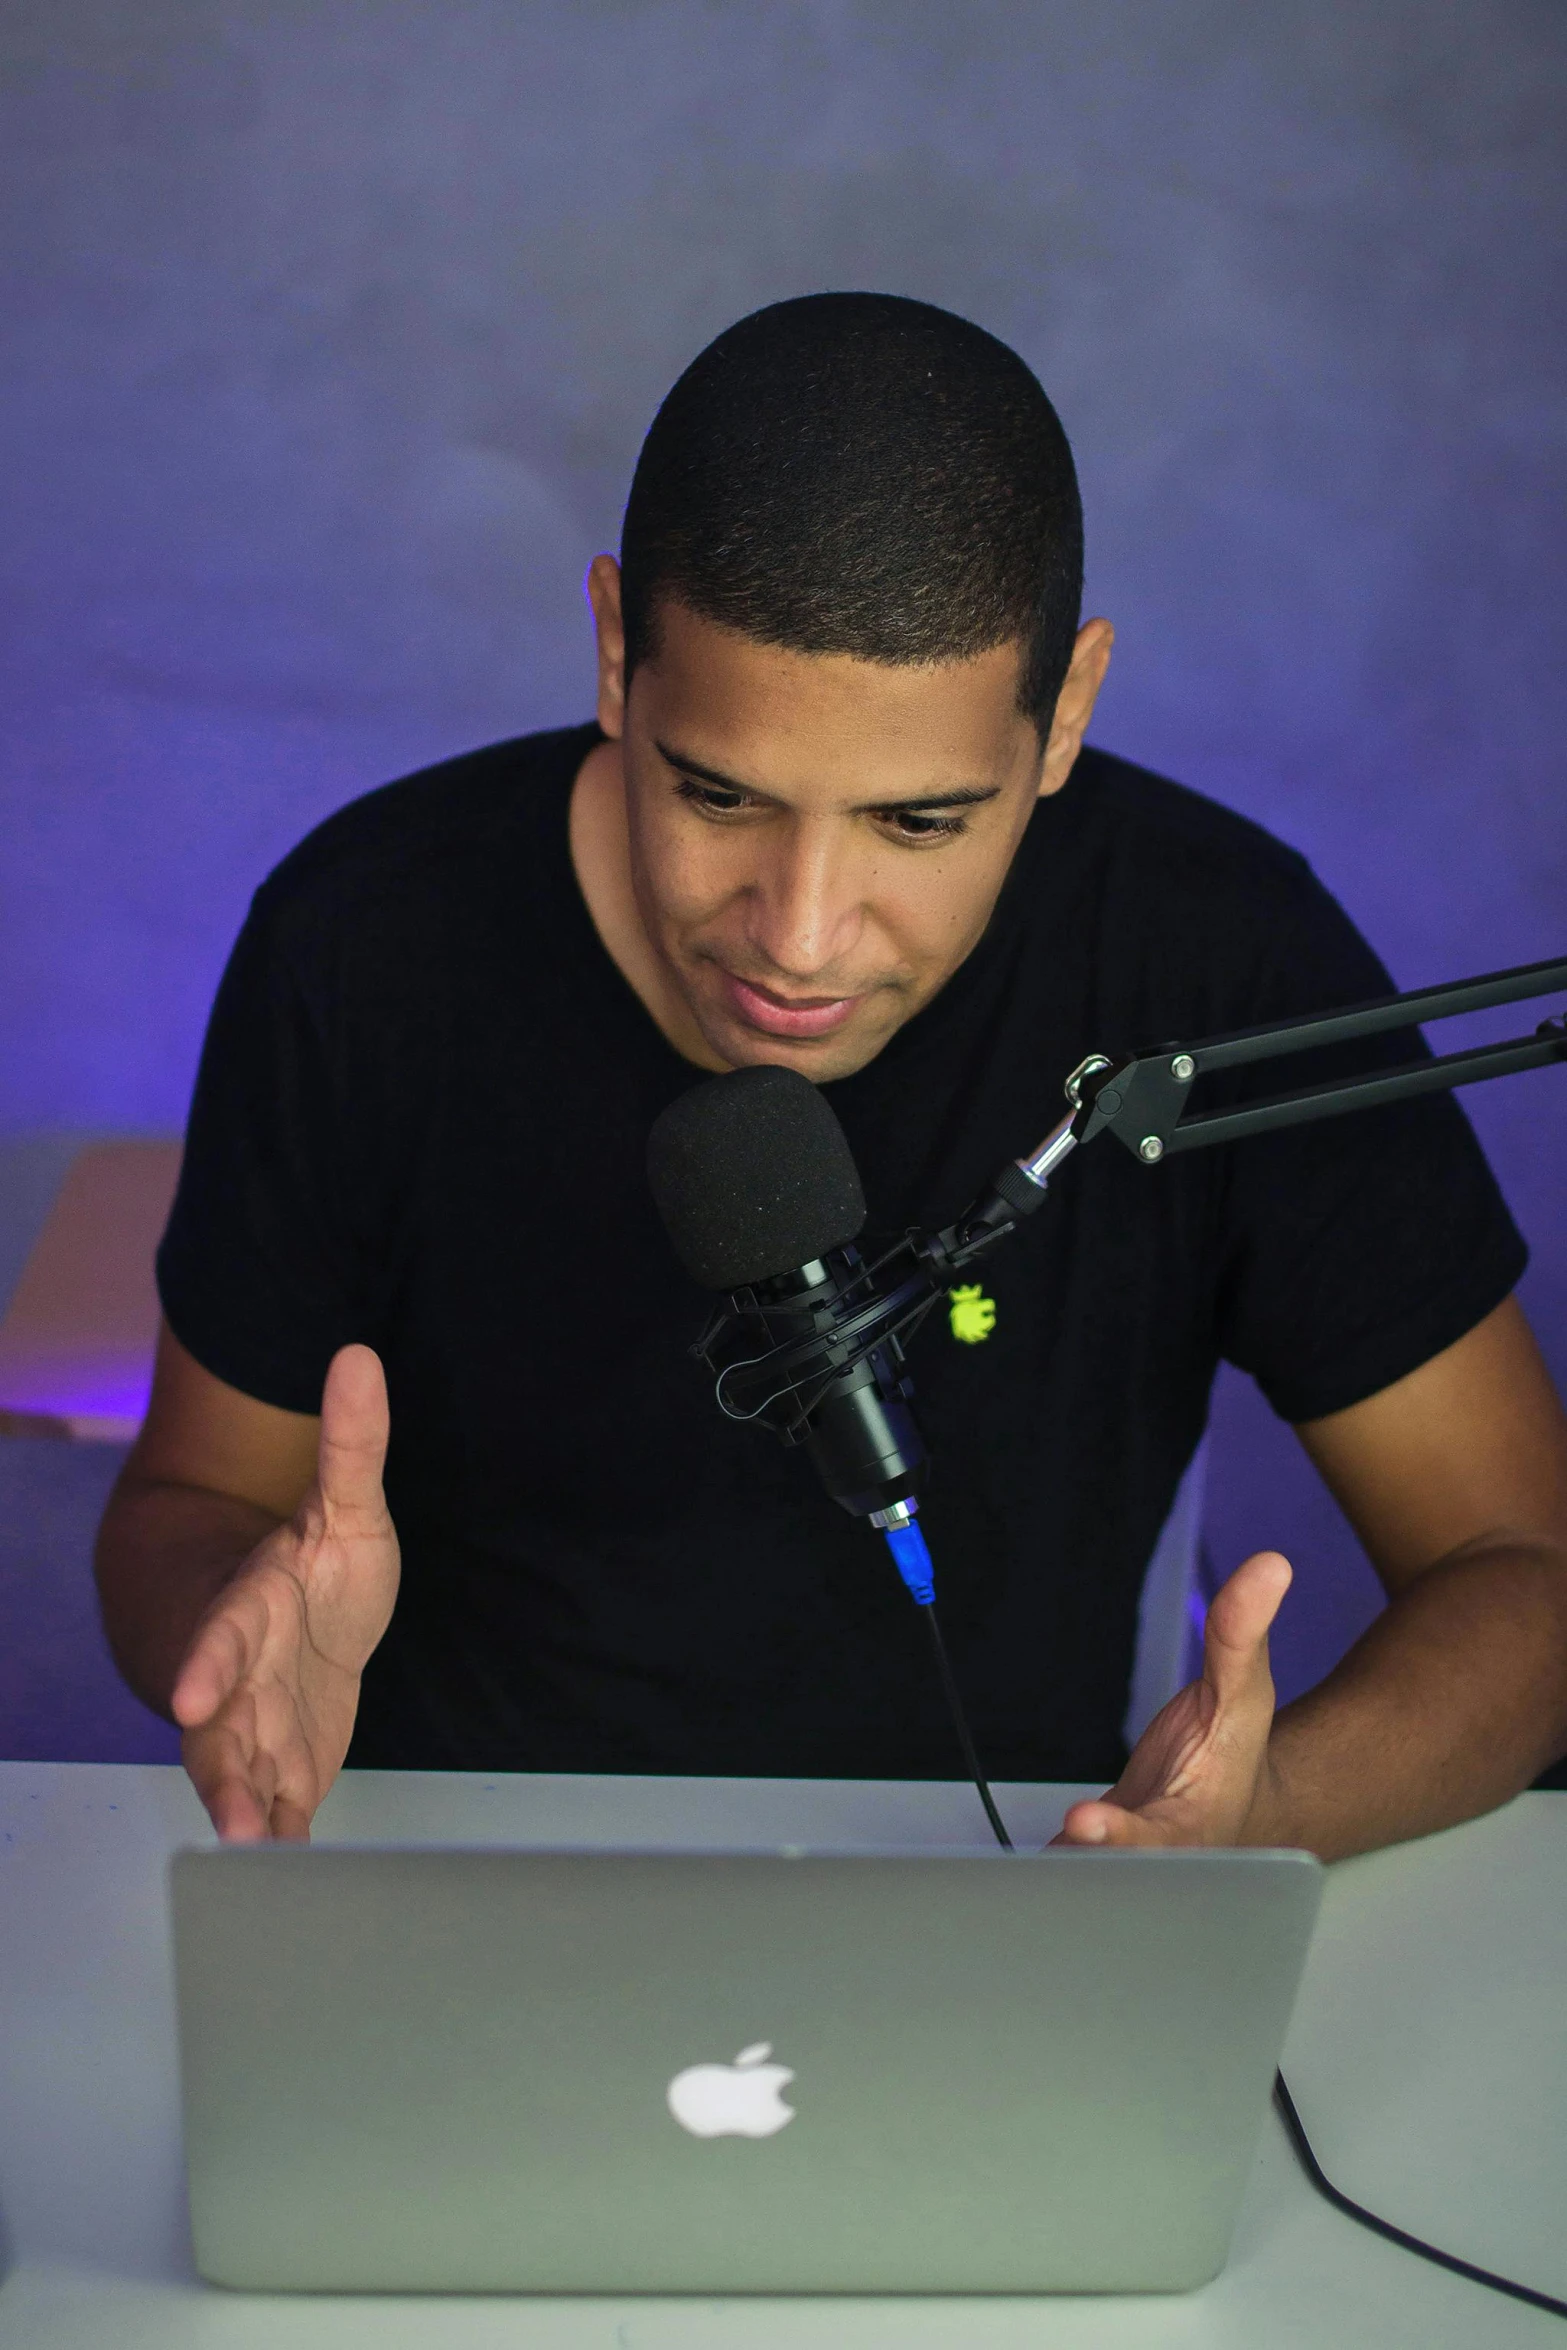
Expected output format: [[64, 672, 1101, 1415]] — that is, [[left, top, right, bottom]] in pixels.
[[171, 1841, 1321, 2294]]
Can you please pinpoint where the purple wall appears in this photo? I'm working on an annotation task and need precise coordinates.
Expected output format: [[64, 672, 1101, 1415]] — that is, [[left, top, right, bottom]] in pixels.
[[3, 4, 1564, 1715]]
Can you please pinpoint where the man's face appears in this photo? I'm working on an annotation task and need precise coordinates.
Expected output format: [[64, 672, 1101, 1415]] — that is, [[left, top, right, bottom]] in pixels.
[[592, 563, 1111, 1082]]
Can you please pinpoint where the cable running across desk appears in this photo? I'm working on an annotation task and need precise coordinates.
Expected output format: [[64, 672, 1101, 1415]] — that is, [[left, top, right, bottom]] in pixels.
[[1270, 2070, 1567, 2319], [910, 1553, 1567, 2324]]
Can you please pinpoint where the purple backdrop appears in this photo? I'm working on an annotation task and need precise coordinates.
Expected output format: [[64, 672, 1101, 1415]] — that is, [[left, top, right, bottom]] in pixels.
[[2, 3, 1563, 1728]]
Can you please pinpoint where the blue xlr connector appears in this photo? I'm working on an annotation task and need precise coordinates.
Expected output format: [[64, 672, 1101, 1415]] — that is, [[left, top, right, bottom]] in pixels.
[[882, 1517, 935, 1606]]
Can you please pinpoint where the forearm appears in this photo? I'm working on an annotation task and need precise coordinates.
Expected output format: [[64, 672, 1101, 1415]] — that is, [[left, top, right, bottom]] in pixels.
[[95, 1473, 283, 1718], [1246, 1541, 1567, 1861]]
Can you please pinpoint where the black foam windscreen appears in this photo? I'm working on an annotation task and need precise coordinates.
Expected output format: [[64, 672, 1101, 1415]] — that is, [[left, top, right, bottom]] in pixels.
[[647, 1064, 867, 1289]]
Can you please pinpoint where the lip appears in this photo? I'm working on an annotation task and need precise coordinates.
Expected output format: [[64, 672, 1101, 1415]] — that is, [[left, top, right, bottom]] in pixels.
[[718, 970, 861, 1040]]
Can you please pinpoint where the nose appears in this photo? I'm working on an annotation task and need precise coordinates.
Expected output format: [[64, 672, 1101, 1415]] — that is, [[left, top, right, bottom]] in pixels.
[[745, 817, 863, 982]]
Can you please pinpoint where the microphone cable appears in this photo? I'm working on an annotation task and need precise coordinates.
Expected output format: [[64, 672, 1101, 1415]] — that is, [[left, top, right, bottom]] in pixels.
[[886, 1524, 1567, 2324], [922, 1603, 1013, 1852], [882, 1516, 1014, 1850]]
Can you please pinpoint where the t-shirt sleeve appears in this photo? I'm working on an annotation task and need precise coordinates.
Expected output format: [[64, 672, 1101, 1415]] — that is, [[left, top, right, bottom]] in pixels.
[[1211, 877, 1528, 1424], [157, 886, 368, 1415]]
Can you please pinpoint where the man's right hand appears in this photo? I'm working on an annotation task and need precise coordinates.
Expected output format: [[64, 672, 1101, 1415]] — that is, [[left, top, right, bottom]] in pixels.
[[169, 1345, 401, 1842]]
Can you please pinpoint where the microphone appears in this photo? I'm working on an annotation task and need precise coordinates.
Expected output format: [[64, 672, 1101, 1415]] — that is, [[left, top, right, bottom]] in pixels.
[[648, 1063, 1015, 1849], [646, 1065, 929, 1523]]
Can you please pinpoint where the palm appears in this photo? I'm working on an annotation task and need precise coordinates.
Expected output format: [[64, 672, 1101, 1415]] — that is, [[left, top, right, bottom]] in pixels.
[[173, 1347, 400, 1841], [1112, 1678, 1217, 1814], [1057, 1550, 1293, 1850]]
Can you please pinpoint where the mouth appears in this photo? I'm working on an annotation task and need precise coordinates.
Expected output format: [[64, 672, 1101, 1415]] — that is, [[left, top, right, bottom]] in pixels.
[[716, 969, 862, 1040]]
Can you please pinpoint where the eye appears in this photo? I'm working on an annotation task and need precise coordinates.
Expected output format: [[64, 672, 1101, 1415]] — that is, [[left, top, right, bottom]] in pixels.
[[674, 777, 754, 818], [880, 808, 970, 844]]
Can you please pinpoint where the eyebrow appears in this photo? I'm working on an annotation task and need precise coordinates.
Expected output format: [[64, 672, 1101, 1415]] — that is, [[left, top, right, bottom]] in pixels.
[[654, 739, 1003, 816]]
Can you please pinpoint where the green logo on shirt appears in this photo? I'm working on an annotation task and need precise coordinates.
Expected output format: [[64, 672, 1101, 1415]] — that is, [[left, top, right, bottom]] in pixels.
[[948, 1285, 997, 1344]]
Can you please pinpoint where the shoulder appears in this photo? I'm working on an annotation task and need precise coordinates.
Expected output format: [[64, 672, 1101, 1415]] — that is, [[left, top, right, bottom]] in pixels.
[[1054, 746, 1391, 1027], [251, 721, 600, 935], [1066, 745, 1317, 908]]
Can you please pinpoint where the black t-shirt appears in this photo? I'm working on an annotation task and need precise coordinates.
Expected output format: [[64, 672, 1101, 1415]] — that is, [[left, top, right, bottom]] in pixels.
[[158, 723, 1526, 1783]]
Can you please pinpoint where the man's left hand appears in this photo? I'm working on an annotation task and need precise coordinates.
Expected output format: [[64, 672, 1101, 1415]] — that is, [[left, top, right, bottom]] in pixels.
[[1055, 1551, 1293, 1849]]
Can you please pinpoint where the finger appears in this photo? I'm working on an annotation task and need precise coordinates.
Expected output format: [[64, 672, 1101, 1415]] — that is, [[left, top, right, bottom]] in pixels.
[[170, 1589, 269, 1728], [182, 1721, 274, 1843], [1202, 1550, 1292, 1700], [315, 1344, 390, 1522], [1054, 1799, 1166, 1849], [269, 1794, 314, 1843]]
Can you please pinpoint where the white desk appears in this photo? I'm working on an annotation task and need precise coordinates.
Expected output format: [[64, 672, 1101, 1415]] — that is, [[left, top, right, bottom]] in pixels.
[[1, 1764, 1563, 2345]]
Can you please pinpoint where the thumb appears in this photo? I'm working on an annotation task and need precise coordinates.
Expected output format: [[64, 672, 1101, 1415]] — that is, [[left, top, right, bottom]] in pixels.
[[314, 1344, 390, 1521], [1202, 1549, 1291, 1705]]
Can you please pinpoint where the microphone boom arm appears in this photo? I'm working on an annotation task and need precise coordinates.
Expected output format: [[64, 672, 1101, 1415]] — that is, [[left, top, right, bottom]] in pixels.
[[1061, 949, 1567, 1170], [695, 952, 1567, 1426]]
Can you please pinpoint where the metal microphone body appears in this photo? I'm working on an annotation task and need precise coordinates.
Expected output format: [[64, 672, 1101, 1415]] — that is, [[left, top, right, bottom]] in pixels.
[[707, 1248, 927, 1518]]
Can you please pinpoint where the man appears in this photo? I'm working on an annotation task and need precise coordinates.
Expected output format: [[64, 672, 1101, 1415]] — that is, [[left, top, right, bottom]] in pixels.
[[96, 293, 1567, 1856]]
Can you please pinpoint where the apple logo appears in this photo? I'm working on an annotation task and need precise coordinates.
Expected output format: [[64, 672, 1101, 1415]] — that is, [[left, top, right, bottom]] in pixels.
[[665, 2042, 796, 2139]]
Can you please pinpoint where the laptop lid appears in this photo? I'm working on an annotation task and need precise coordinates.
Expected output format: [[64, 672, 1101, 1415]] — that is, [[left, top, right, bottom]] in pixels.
[[172, 1843, 1321, 2294]]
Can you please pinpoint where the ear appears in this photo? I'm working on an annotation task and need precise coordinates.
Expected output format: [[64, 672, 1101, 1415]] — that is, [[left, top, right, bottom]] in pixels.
[[586, 553, 627, 740], [1037, 618, 1114, 799]]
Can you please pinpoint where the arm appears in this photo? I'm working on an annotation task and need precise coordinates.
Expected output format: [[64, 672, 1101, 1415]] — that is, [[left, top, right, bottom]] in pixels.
[[97, 1321, 320, 1711], [96, 1320, 400, 1840], [1259, 1293, 1567, 1854], [1059, 1296, 1567, 1859]]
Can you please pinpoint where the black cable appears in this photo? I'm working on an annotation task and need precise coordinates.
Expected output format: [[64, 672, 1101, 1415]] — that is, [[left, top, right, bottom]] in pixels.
[[918, 1602, 1567, 2321], [920, 1602, 1012, 1850], [1271, 2069, 1567, 2321]]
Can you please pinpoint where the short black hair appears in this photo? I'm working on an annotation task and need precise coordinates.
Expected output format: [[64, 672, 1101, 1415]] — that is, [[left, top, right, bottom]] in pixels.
[[619, 292, 1083, 731]]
